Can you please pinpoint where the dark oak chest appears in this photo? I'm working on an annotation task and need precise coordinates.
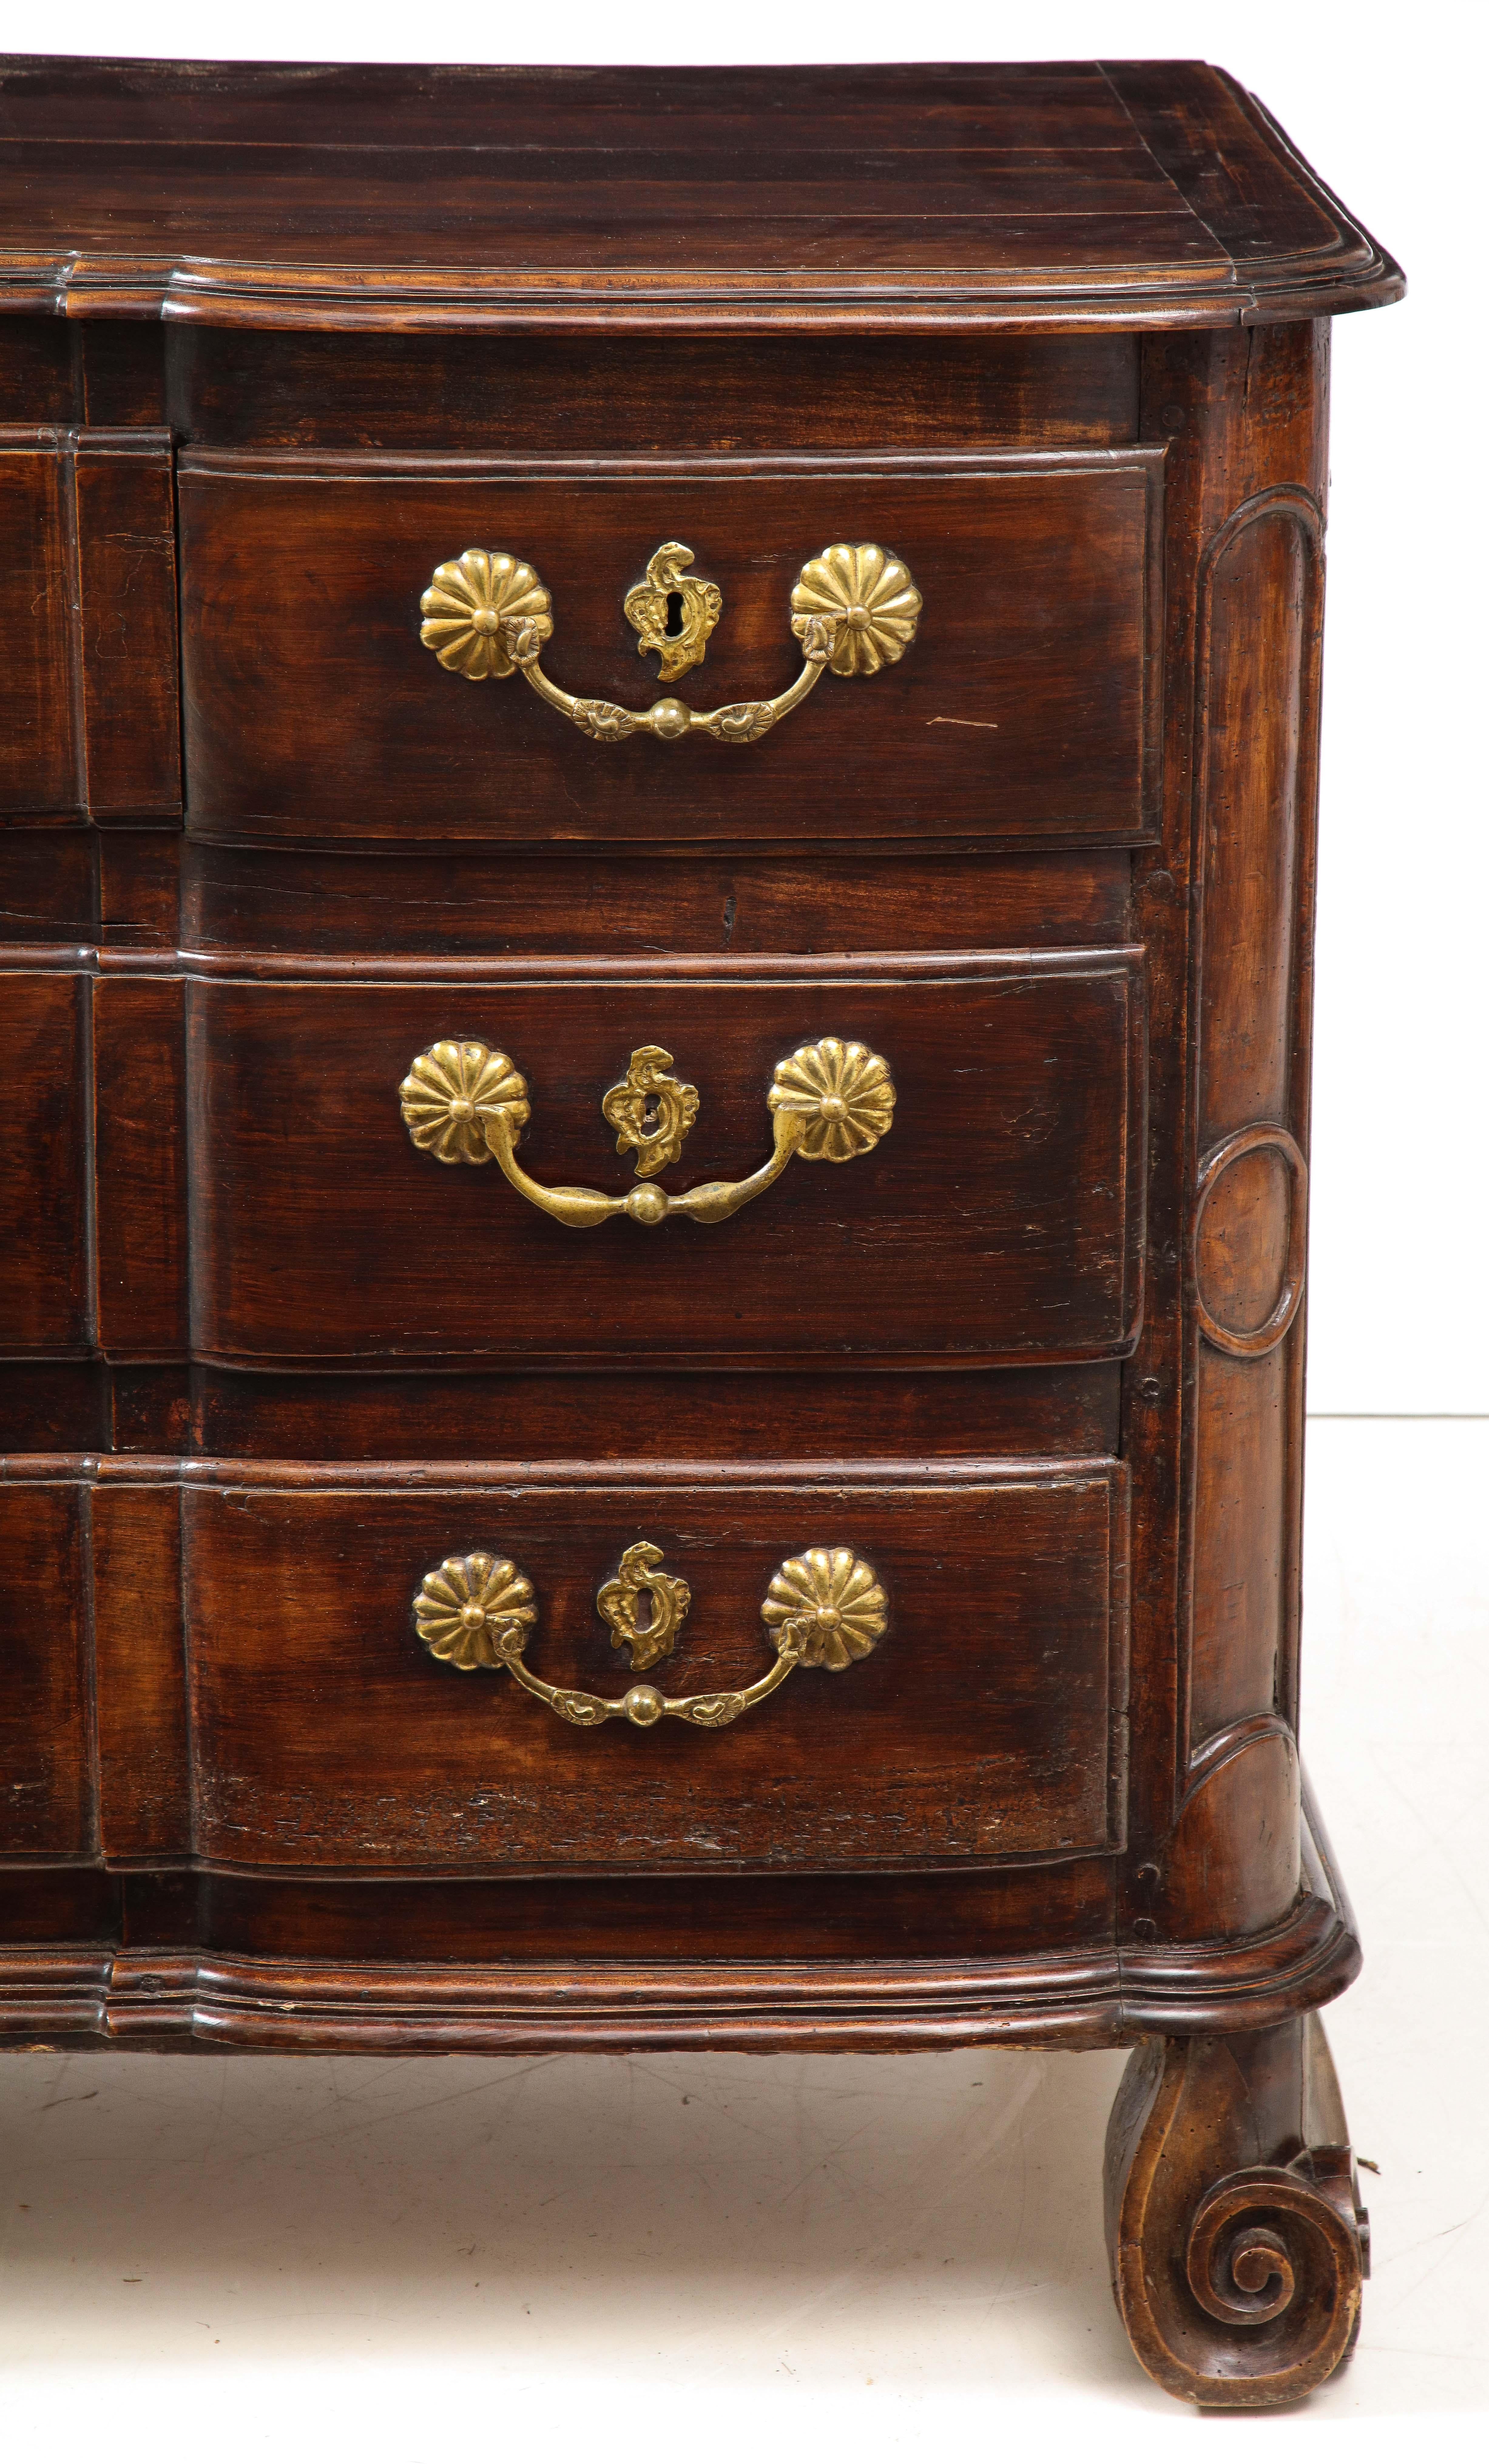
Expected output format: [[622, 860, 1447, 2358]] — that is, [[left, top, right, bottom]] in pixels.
[[0, 55, 1401, 2406]]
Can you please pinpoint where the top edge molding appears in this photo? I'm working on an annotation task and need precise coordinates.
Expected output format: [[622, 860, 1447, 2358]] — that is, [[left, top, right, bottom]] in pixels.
[[0, 58, 1403, 334]]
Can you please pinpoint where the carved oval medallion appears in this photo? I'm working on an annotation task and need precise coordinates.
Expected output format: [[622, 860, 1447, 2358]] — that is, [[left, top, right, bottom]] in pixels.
[[1193, 1124, 1308, 1359]]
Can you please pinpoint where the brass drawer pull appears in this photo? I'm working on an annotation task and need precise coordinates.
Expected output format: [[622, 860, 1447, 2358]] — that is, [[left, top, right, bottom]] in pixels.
[[399, 1034, 895, 1229], [418, 539, 921, 746], [414, 1542, 887, 1730]]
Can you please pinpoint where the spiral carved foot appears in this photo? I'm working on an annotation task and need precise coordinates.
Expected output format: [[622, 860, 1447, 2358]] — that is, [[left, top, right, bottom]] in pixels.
[[1104, 2016, 1369, 2407]]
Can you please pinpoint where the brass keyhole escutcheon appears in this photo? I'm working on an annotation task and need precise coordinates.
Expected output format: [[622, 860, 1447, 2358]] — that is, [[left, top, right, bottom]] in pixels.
[[420, 539, 920, 746], [600, 1046, 700, 1179], [596, 1542, 693, 1674], [400, 1034, 896, 1230], [623, 542, 723, 683], [416, 1545, 887, 1731]]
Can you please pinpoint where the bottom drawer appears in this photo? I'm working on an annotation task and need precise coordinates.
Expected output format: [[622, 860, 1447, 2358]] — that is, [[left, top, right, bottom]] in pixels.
[[184, 1465, 1127, 1875]]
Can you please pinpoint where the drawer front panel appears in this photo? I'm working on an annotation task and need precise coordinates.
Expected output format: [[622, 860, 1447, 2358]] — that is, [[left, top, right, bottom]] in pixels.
[[0, 1484, 93, 1856], [178, 452, 1162, 845], [0, 427, 181, 821], [0, 969, 91, 1353], [189, 955, 1145, 1365], [184, 1468, 1128, 1872], [0, 439, 75, 811]]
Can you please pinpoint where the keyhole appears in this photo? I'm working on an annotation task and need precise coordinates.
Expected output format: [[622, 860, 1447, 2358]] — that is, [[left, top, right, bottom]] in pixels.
[[641, 1095, 662, 1135], [633, 1586, 655, 1634], [664, 591, 686, 638]]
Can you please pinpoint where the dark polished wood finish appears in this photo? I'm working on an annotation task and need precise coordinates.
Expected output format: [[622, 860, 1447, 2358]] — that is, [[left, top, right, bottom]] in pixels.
[[0, 58, 1400, 328], [188, 955, 1145, 1366], [1106, 2013, 1371, 2406], [0, 58, 1398, 2408], [184, 1466, 1127, 1872], [178, 452, 1163, 845]]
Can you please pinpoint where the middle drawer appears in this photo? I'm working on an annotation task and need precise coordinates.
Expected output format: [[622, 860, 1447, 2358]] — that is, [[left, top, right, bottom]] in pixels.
[[188, 951, 1145, 1366]]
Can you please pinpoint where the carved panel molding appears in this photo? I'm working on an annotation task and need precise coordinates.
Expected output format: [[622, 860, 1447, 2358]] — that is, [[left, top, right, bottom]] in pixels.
[[1193, 1122, 1308, 1359], [1183, 480, 1325, 1773]]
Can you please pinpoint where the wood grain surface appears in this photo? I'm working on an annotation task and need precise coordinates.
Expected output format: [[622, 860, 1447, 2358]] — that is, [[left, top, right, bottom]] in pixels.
[[0, 60, 1401, 327], [73, 430, 181, 820], [0, 435, 74, 813], [181, 841, 1132, 959], [178, 453, 1163, 846], [186, 956, 1145, 1365], [0, 970, 91, 1354], [182, 1467, 1127, 1872], [0, 1482, 93, 1857], [1106, 2014, 1369, 2405], [174, 329, 1142, 455]]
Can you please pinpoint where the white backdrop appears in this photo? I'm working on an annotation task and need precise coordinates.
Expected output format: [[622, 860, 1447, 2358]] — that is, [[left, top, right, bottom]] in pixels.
[[11, 0, 1481, 1409]]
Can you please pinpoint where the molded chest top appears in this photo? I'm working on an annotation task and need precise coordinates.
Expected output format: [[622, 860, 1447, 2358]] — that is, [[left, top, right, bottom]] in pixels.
[[0, 54, 1401, 332]]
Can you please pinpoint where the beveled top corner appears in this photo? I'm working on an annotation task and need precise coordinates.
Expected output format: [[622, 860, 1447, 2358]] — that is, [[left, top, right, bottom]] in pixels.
[[0, 56, 1403, 334]]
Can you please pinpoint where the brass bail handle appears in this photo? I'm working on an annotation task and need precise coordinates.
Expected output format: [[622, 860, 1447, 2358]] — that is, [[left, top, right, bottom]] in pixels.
[[414, 1541, 888, 1731], [417, 538, 922, 745], [399, 1035, 896, 1230]]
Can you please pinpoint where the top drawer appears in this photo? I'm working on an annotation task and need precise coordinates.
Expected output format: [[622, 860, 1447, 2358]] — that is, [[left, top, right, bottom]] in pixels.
[[178, 451, 1163, 847]]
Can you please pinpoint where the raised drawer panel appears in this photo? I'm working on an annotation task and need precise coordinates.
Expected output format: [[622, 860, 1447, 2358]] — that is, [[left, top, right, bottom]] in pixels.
[[0, 427, 181, 822], [0, 969, 91, 1354], [187, 953, 1146, 1366], [0, 438, 75, 812], [0, 1483, 93, 1856], [184, 1467, 1129, 1873], [178, 451, 1163, 845], [73, 431, 182, 820]]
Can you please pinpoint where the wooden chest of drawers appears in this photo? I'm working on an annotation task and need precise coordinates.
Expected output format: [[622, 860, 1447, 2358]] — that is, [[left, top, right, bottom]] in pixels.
[[0, 56, 1401, 2407]]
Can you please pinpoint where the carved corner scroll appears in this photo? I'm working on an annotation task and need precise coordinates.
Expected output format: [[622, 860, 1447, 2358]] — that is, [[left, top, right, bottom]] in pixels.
[[1105, 2014, 1369, 2408]]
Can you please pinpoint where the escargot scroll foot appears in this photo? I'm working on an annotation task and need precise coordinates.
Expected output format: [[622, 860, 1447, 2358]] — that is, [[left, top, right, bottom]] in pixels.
[[1105, 2015, 1369, 2407]]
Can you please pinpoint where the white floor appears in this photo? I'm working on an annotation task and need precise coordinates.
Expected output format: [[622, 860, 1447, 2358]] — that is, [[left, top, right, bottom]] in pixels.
[[2, 1419, 1485, 2461]]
